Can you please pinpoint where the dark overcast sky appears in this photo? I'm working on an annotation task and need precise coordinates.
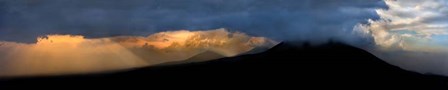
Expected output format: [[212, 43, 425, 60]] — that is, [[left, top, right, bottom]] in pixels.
[[0, 0, 386, 43]]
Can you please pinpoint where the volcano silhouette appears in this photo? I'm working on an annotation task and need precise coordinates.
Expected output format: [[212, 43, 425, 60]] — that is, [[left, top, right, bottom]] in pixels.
[[1, 42, 447, 89]]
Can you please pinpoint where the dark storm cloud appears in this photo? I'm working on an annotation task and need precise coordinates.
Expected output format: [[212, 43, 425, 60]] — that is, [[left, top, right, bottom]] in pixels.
[[0, 0, 386, 44]]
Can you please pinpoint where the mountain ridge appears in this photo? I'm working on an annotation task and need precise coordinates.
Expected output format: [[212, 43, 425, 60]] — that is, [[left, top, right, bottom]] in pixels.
[[1, 42, 447, 89]]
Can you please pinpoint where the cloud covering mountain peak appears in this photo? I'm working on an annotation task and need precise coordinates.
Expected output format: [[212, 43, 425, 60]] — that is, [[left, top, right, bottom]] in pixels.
[[0, 29, 277, 77]]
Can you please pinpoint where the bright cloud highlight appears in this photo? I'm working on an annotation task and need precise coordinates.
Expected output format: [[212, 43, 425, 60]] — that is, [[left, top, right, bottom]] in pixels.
[[0, 28, 278, 77]]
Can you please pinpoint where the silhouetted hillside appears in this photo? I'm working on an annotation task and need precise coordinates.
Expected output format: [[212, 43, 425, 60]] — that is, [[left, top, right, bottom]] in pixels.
[[1, 42, 447, 89]]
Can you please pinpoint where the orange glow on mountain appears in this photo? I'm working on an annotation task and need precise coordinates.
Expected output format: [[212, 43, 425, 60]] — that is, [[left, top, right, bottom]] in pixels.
[[0, 29, 278, 77]]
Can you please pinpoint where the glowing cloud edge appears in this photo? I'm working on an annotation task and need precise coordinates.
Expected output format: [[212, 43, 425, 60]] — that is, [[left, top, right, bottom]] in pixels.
[[0, 28, 279, 77]]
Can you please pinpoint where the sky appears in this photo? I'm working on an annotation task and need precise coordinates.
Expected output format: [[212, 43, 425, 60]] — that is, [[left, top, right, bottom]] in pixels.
[[0, 0, 386, 44], [1, 0, 448, 76]]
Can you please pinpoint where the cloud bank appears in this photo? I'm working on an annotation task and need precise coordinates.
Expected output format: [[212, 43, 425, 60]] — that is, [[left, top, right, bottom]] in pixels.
[[358, 0, 448, 75], [358, 0, 448, 52], [0, 29, 277, 77]]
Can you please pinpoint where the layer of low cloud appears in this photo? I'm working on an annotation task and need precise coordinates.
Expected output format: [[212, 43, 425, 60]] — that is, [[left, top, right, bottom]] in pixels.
[[0, 29, 277, 77]]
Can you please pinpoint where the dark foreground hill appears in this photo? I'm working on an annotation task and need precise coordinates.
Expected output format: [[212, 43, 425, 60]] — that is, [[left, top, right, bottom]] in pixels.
[[1, 42, 447, 89]]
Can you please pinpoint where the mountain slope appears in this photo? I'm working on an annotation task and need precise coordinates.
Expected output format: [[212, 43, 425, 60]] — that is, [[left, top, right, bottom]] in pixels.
[[158, 50, 226, 66], [1, 42, 447, 89]]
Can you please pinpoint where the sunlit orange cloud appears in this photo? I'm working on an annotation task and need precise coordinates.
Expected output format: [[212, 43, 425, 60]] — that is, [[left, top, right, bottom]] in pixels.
[[0, 28, 278, 77]]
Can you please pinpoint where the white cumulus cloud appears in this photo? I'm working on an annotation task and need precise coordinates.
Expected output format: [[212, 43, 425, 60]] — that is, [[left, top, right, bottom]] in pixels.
[[357, 0, 448, 76], [358, 0, 448, 52]]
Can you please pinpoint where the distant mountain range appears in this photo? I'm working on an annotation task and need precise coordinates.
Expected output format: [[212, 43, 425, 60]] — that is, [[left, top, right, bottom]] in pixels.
[[1, 42, 447, 89]]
